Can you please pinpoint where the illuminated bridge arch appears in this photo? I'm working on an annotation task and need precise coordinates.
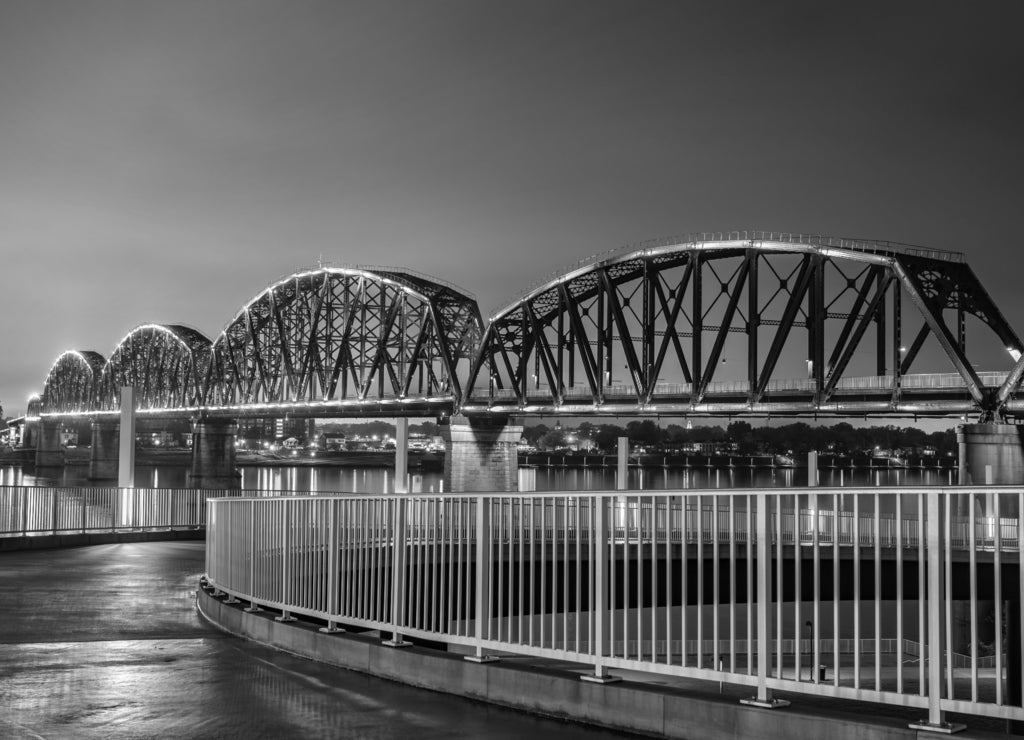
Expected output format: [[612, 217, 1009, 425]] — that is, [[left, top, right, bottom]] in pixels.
[[464, 232, 1022, 418], [98, 324, 212, 411], [204, 266, 482, 415], [41, 350, 106, 414]]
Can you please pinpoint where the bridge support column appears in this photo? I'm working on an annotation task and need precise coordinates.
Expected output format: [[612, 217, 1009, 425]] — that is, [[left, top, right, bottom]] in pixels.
[[395, 418, 408, 493], [617, 437, 629, 490], [957, 423, 1024, 485], [34, 420, 64, 468], [189, 418, 241, 490], [88, 420, 119, 480], [442, 416, 522, 492]]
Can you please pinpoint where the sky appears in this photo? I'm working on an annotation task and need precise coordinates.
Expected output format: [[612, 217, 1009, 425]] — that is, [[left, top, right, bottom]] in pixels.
[[1, 1, 1023, 417]]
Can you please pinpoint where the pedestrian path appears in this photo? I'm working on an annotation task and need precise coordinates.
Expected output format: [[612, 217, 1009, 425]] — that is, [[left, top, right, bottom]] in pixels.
[[0, 542, 623, 739]]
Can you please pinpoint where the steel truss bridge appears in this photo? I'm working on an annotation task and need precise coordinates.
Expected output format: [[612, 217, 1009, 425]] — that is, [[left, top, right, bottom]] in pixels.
[[33, 234, 1024, 422]]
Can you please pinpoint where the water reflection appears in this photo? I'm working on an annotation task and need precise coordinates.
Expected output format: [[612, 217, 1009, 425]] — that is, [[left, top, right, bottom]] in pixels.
[[0, 462, 956, 493]]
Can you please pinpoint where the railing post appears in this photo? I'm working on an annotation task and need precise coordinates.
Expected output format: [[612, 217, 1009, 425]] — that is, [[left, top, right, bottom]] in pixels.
[[244, 500, 262, 612], [910, 491, 965, 734], [275, 500, 296, 622], [223, 499, 244, 605], [742, 491, 789, 708], [582, 495, 620, 683], [320, 498, 344, 633], [466, 495, 498, 662], [384, 496, 412, 647], [51, 488, 58, 535]]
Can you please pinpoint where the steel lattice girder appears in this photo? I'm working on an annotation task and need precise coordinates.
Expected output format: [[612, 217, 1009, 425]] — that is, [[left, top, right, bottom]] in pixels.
[[41, 350, 106, 414], [204, 267, 482, 410], [97, 324, 213, 411], [465, 236, 1022, 417]]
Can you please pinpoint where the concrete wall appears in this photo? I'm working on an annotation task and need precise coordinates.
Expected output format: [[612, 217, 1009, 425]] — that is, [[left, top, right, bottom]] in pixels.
[[197, 586, 955, 740]]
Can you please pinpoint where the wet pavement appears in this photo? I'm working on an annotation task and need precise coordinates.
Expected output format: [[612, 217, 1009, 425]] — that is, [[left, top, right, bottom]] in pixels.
[[0, 542, 625, 739]]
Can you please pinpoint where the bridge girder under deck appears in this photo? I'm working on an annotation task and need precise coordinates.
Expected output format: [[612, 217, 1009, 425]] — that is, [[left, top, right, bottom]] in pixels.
[[465, 233, 1023, 420]]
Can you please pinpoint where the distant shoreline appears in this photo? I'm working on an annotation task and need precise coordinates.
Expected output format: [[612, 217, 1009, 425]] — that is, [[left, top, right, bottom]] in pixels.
[[0, 446, 957, 471]]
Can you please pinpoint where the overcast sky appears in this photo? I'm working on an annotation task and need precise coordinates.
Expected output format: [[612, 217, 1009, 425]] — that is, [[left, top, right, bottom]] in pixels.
[[1, 1, 1022, 415]]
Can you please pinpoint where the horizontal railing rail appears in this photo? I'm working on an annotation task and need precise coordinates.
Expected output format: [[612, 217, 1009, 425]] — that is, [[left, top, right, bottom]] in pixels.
[[206, 486, 1024, 730], [0, 486, 336, 537]]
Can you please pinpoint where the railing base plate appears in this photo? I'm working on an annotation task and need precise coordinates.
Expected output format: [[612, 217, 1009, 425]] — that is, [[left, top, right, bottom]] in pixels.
[[274, 616, 296, 622], [243, 606, 262, 613], [382, 639, 412, 648], [740, 697, 791, 709], [318, 626, 344, 634], [223, 597, 239, 604], [464, 655, 499, 663], [580, 674, 621, 684], [908, 721, 966, 734]]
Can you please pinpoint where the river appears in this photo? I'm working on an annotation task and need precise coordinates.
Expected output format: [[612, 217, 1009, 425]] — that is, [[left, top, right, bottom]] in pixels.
[[0, 462, 957, 491]]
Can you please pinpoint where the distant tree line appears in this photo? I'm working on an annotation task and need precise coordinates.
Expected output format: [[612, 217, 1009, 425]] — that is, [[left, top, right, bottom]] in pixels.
[[522, 420, 957, 456]]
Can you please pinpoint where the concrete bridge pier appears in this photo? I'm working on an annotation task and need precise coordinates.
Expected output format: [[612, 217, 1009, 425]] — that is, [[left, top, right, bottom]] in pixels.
[[188, 418, 241, 490], [957, 423, 1024, 486], [88, 420, 119, 480], [34, 420, 64, 468], [442, 415, 522, 492]]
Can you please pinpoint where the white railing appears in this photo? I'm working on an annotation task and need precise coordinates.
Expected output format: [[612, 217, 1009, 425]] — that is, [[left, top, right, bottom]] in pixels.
[[206, 486, 1024, 729], [0, 486, 312, 537]]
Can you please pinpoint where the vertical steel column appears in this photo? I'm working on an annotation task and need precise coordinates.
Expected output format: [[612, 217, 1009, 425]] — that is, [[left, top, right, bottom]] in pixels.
[[394, 417, 408, 494], [582, 496, 620, 683], [617, 437, 628, 491], [384, 497, 412, 647], [743, 491, 789, 708], [892, 285, 902, 396], [876, 271, 887, 377], [811, 254, 825, 391], [747, 250, 759, 398], [692, 254, 703, 391], [118, 386, 136, 489]]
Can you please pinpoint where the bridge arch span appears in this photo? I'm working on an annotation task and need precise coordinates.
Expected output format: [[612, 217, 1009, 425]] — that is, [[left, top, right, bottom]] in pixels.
[[465, 233, 1021, 417], [41, 350, 106, 414], [204, 266, 482, 416], [98, 324, 213, 412]]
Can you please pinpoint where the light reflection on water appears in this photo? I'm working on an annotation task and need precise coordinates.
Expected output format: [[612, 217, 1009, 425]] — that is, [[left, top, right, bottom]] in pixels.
[[0, 462, 957, 492]]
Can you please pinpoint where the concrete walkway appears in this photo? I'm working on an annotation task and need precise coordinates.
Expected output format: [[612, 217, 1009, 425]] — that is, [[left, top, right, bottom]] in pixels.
[[0, 542, 624, 739]]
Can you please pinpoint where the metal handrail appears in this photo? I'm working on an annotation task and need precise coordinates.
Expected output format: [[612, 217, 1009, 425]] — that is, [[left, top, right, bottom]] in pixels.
[[206, 485, 1024, 728]]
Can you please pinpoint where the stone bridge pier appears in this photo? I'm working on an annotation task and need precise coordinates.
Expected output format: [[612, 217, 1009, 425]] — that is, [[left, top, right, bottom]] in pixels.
[[88, 420, 119, 480], [958, 422, 1024, 486], [442, 415, 522, 493], [34, 420, 64, 469], [188, 418, 241, 490]]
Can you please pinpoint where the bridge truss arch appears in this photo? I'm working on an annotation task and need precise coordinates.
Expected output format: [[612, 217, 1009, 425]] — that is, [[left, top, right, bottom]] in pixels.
[[41, 350, 106, 414], [464, 232, 1023, 418], [204, 266, 482, 416], [98, 324, 213, 412]]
